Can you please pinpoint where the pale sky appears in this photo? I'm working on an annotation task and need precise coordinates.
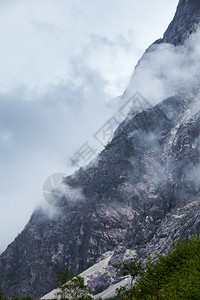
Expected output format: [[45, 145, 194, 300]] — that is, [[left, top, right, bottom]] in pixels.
[[0, 0, 178, 252]]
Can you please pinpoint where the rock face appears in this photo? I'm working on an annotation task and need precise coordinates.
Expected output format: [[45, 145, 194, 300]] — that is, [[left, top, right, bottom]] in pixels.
[[1, 0, 200, 298], [163, 0, 200, 45]]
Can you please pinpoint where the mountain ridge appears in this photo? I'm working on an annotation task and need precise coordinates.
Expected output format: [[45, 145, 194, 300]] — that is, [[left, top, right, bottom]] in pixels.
[[163, 0, 200, 45], [1, 0, 200, 298]]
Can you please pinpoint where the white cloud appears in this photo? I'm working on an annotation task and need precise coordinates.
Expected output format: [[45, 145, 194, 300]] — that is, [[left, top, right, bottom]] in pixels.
[[0, 0, 178, 252], [126, 28, 200, 105], [0, 0, 177, 95]]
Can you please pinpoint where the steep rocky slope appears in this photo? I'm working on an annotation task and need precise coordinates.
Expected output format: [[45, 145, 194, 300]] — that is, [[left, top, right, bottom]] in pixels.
[[1, 0, 200, 298], [163, 0, 200, 45]]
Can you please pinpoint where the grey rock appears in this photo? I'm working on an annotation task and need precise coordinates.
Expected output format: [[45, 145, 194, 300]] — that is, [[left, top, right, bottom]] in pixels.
[[1, 0, 200, 298], [163, 0, 200, 45]]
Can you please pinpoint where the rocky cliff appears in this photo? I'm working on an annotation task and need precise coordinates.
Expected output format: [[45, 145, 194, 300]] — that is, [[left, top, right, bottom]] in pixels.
[[163, 0, 200, 45], [1, 0, 200, 298]]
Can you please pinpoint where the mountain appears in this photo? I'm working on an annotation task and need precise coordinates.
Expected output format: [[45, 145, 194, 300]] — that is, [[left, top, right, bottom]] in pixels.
[[1, 0, 200, 298], [163, 0, 200, 45]]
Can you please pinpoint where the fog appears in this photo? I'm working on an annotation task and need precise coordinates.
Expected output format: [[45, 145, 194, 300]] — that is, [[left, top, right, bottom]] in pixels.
[[0, 0, 177, 252], [127, 27, 200, 104]]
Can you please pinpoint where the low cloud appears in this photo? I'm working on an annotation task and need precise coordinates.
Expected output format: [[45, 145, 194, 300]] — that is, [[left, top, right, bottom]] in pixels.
[[0, 0, 178, 252], [126, 27, 200, 104], [0, 63, 114, 252]]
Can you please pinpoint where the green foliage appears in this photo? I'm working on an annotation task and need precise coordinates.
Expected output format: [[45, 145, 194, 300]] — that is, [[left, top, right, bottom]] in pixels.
[[105, 131, 126, 151], [56, 268, 73, 287], [121, 260, 144, 287], [113, 131, 126, 141], [105, 141, 112, 151], [0, 286, 32, 300], [119, 235, 200, 299], [13, 297, 32, 300], [123, 141, 135, 158], [56, 275, 93, 300], [116, 285, 129, 300], [0, 286, 6, 300], [5, 263, 21, 286]]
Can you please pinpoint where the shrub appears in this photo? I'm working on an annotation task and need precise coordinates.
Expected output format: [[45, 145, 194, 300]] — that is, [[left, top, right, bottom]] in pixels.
[[118, 235, 200, 300]]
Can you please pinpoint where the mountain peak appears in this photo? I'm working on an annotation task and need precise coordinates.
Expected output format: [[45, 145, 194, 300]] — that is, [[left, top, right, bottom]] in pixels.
[[163, 0, 200, 45], [1, 2, 200, 299]]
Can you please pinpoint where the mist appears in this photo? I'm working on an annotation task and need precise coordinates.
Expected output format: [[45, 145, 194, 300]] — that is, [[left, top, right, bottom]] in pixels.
[[126, 27, 200, 105], [0, 0, 178, 253]]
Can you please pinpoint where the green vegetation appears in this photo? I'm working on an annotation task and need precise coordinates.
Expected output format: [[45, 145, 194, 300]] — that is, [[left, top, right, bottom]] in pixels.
[[5, 263, 21, 286], [104, 130, 135, 159], [0, 287, 6, 300], [1, 236, 200, 299], [105, 141, 112, 151], [123, 140, 135, 158], [121, 260, 143, 288], [113, 131, 126, 141], [117, 235, 200, 299], [0, 286, 32, 300], [56, 268, 73, 287], [0, 272, 91, 299], [56, 275, 92, 300], [105, 131, 126, 151]]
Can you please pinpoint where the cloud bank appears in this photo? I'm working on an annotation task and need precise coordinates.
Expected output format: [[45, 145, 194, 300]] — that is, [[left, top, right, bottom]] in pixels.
[[0, 0, 177, 252], [126, 27, 200, 104]]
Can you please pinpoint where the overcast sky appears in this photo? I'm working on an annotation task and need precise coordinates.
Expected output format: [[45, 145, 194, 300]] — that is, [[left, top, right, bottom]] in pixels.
[[0, 0, 178, 252]]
